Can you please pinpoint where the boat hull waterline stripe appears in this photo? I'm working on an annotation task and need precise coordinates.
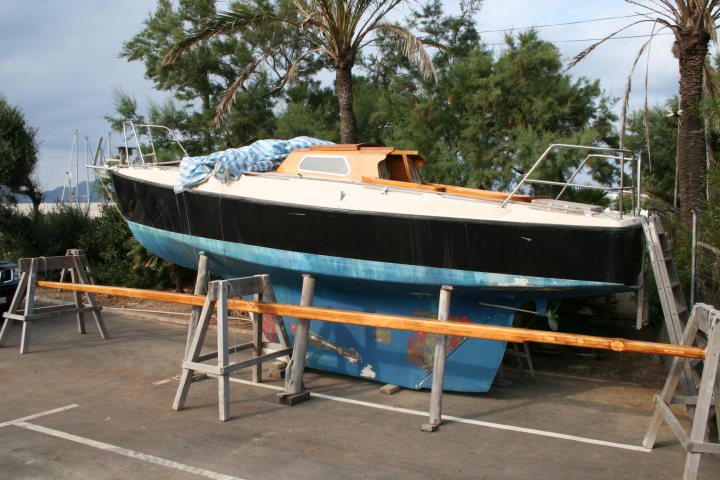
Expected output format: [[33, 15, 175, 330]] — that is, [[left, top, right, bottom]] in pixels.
[[126, 221, 630, 294]]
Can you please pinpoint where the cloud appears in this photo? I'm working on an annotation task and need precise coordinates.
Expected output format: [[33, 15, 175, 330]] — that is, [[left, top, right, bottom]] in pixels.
[[0, 0, 163, 189]]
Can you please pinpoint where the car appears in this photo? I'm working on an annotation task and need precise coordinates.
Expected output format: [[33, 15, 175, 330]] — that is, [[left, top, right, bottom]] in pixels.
[[0, 260, 19, 313]]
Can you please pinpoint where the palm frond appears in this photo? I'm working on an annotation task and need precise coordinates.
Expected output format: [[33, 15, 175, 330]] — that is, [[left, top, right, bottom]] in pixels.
[[161, 5, 288, 68], [211, 45, 323, 129], [375, 24, 439, 81], [698, 0, 720, 43], [703, 62, 720, 99], [703, 63, 720, 132], [627, 0, 676, 23], [643, 22, 658, 171], [353, 0, 403, 44], [285, 47, 324, 85], [620, 38, 653, 148], [212, 57, 265, 129], [564, 20, 648, 72]]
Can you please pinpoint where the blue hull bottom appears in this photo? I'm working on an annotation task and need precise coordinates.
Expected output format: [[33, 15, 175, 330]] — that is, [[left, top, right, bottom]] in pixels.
[[129, 222, 626, 392]]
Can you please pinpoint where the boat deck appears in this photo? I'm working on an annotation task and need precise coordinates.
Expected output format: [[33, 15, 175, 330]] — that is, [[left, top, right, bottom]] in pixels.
[[1, 307, 718, 479]]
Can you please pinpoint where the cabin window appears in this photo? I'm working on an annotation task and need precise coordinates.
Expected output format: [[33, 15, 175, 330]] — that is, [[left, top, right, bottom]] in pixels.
[[384, 154, 423, 184], [378, 161, 391, 179], [384, 155, 410, 181], [407, 158, 422, 184], [298, 155, 350, 176]]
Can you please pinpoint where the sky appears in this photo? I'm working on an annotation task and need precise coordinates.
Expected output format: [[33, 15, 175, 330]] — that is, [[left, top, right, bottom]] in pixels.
[[0, 0, 692, 190]]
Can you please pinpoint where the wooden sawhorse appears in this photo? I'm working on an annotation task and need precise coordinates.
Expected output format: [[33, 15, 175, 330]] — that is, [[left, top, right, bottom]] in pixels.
[[643, 303, 720, 480], [0, 250, 106, 353], [173, 274, 292, 421]]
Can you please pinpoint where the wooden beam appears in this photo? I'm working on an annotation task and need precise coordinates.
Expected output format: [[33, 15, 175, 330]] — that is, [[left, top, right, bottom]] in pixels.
[[37, 280, 706, 359]]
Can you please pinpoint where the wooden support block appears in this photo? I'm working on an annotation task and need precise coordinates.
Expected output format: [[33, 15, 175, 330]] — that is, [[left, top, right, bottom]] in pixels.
[[420, 423, 439, 433], [267, 361, 287, 380], [277, 390, 311, 406], [380, 384, 400, 395]]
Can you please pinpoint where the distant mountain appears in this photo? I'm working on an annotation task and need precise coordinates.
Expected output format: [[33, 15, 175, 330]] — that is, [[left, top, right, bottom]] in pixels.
[[5, 181, 99, 204]]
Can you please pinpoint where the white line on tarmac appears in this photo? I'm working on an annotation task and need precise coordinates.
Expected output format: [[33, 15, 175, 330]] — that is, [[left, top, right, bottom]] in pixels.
[[15, 422, 245, 480], [0, 404, 79, 428], [228, 378, 651, 453]]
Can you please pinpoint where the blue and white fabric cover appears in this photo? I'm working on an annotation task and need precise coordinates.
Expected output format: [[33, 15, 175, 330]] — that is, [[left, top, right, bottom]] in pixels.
[[174, 136, 333, 192]]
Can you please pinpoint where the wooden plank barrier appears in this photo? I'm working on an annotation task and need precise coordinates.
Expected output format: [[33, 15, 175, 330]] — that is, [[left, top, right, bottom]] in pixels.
[[36, 280, 705, 360]]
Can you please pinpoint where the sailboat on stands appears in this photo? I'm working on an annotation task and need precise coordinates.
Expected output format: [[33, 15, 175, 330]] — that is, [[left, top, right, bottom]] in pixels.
[[102, 122, 644, 392]]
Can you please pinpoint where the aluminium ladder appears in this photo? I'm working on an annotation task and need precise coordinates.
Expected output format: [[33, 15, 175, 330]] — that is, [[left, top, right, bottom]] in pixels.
[[642, 214, 699, 408]]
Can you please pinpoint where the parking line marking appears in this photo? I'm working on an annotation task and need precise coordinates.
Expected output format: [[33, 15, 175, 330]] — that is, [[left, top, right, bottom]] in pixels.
[[228, 378, 651, 453], [0, 404, 78, 428], [15, 422, 245, 480]]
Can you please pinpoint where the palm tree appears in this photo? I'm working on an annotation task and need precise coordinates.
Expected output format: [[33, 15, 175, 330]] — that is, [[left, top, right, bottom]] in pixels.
[[572, 1, 720, 226], [651, 1, 720, 226], [162, 0, 437, 144]]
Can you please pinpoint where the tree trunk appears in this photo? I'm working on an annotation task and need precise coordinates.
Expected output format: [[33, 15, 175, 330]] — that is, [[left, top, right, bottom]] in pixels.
[[676, 33, 709, 226], [25, 183, 42, 217], [335, 66, 358, 144]]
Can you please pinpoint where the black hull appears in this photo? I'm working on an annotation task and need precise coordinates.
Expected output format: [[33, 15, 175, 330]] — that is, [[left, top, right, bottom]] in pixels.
[[111, 171, 644, 287]]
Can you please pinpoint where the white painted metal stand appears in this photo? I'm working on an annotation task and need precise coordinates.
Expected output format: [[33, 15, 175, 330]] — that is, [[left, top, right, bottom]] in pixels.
[[643, 303, 720, 480], [172, 274, 292, 421], [0, 250, 106, 353]]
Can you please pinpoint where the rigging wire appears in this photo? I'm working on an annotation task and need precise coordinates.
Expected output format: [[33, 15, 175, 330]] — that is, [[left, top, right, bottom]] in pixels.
[[483, 32, 673, 47], [476, 13, 642, 34]]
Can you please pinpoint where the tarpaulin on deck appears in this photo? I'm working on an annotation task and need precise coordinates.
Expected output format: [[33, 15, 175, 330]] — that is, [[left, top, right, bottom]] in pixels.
[[174, 137, 333, 193]]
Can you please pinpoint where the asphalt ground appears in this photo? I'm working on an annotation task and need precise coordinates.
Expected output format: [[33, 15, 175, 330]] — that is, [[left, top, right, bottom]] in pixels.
[[1, 307, 718, 479]]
